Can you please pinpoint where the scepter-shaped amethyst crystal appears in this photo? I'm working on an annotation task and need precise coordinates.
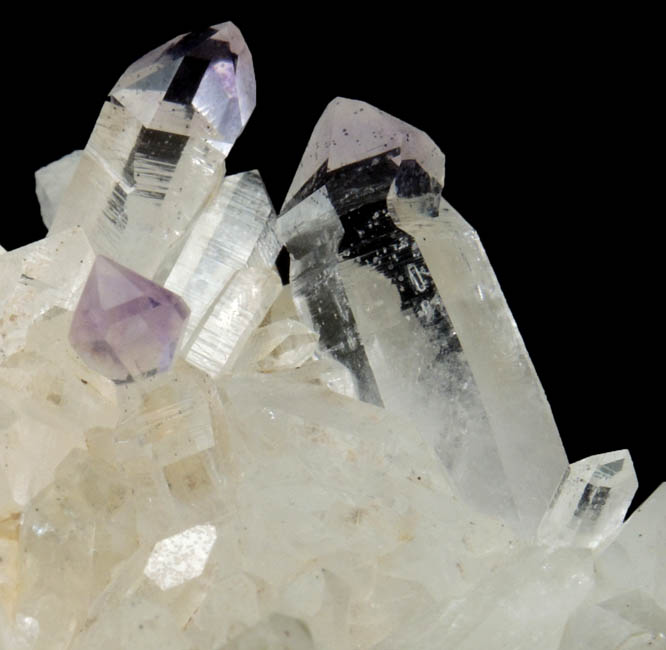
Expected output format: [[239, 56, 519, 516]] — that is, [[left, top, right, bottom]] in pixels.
[[69, 255, 190, 382]]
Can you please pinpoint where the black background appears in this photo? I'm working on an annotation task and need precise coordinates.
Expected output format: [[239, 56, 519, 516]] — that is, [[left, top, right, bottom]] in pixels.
[[5, 11, 659, 515]]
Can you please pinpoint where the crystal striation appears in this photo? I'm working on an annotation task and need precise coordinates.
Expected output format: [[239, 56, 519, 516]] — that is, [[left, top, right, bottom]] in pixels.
[[0, 23, 663, 650], [49, 22, 255, 278]]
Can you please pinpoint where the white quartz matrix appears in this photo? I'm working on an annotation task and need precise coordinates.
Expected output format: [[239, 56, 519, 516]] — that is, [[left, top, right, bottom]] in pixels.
[[0, 22, 663, 650]]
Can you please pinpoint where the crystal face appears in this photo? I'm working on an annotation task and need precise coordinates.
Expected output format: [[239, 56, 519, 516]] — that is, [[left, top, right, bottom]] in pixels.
[[0, 23, 663, 650], [144, 524, 217, 590], [69, 255, 190, 382]]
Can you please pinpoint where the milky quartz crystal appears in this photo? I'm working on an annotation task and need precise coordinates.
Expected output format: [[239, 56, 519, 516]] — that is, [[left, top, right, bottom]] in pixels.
[[0, 23, 663, 650]]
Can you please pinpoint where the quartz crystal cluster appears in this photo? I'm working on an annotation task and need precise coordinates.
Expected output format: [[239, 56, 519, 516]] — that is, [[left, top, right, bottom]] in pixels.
[[0, 22, 663, 650]]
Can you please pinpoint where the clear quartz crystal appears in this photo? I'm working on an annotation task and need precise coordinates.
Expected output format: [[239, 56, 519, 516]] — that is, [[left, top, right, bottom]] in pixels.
[[49, 23, 255, 279], [157, 169, 279, 348], [277, 98, 566, 533], [184, 266, 282, 377], [538, 449, 638, 549], [1, 25, 662, 650]]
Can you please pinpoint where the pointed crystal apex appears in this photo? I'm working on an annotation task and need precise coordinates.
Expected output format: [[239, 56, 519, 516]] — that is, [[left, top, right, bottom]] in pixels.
[[282, 97, 444, 214], [538, 449, 638, 549], [49, 24, 256, 278], [69, 256, 190, 382], [277, 104, 565, 534], [111, 22, 256, 154]]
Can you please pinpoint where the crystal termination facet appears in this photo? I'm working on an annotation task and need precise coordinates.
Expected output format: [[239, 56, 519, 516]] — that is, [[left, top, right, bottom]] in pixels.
[[69, 255, 190, 383]]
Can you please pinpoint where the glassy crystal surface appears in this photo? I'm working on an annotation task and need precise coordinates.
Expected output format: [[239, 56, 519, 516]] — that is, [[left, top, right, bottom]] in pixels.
[[538, 450, 638, 549], [69, 256, 190, 382], [49, 23, 255, 278], [277, 97, 566, 533], [184, 266, 282, 377], [158, 169, 279, 346]]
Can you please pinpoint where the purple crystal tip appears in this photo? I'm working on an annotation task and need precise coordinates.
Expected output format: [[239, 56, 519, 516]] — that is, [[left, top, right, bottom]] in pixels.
[[69, 255, 190, 383]]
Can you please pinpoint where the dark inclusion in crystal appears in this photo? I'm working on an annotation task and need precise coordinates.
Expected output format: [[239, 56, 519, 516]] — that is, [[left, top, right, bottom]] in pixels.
[[279, 99, 464, 405]]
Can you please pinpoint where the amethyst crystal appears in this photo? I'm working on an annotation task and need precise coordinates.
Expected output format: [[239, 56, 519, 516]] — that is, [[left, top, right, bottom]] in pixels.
[[69, 255, 190, 382]]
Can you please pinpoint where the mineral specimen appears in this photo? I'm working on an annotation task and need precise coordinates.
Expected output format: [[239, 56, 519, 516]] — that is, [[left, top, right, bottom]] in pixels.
[[0, 21, 663, 650]]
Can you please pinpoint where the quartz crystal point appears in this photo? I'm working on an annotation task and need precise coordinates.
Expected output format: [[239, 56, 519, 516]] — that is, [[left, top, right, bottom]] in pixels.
[[49, 23, 255, 278], [69, 255, 190, 382], [278, 97, 567, 533], [538, 449, 638, 549]]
